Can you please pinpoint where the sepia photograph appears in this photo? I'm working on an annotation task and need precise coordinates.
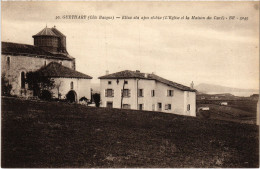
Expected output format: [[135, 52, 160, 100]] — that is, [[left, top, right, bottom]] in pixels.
[[1, 1, 259, 168]]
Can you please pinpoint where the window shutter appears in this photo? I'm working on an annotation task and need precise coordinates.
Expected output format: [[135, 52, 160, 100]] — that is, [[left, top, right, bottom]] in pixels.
[[165, 104, 168, 110], [129, 89, 131, 97], [105, 89, 107, 97], [112, 89, 114, 97]]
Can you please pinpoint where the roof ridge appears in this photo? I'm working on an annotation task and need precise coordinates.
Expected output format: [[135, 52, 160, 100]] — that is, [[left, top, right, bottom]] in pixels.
[[1, 41, 73, 60], [33, 27, 58, 37], [99, 69, 195, 91], [37, 62, 92, 79]]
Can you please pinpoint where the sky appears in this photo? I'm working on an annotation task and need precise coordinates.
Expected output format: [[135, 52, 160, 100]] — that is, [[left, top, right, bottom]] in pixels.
[[1, 1, 259, 90]]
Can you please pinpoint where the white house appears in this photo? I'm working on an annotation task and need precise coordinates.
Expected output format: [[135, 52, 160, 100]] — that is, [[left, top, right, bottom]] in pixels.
[[99, 70, 196, 117], [220, 102, 228, 106], [1, 26, 92, 102]]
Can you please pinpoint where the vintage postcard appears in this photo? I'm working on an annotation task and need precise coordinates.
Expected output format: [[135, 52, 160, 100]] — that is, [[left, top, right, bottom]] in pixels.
[[1, 1, 259, 168]]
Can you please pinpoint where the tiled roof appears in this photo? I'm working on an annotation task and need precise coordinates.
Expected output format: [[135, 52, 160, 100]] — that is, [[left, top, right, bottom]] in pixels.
[[33, 27, 58, 37], [1, 42, 73, 60], [51, 27, 66, 37], [36, 62, 92, 79], [99, 70, 196, 92]]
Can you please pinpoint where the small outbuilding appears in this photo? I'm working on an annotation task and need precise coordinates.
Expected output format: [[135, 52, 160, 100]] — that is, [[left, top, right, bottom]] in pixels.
[[220, 102, 228, 106]]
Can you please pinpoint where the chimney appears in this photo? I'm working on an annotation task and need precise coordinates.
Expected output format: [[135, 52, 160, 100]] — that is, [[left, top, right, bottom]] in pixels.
[[190, 81, 194, 89], [106, 70, 109, 75], [136, 70, 140, 73], [144, 73, 148, 78]]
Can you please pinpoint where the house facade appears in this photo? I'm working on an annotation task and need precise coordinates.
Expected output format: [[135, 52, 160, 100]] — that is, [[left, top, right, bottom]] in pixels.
[[99, 70, 196, 116], [1, 26, 92, 102]]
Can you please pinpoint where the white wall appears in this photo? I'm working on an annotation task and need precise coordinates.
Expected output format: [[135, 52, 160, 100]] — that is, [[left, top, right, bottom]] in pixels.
[[184, 91, 196, 117], [155, 82, 184, 114], [100, 78, 196, 117], [51, 78, 91, 102], [100, 79, 138, 109]]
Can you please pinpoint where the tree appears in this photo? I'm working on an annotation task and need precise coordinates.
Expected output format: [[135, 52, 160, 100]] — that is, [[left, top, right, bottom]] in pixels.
[[25, 71, 55, 98], [54, 81, 62, 99], [92, 93, 100, 107], [1, 74, 12, 96]]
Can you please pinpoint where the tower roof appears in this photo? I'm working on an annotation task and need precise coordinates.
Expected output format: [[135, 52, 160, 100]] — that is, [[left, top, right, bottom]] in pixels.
[[33, 27, 58, 37], [51, 27, 66, 37]]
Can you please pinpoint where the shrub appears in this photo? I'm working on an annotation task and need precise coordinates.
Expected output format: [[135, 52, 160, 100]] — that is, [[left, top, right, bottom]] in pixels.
[[79, 96, 88, 102], [1, 75, 12, 96], [93, 93, 100, 107], [39, 90, 52, 101], [26, 71, 54, 97]]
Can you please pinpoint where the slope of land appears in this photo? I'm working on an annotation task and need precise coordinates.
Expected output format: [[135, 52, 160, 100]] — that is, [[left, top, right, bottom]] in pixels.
[[1, 97, 259, 168], [197, 100, 258, 125]]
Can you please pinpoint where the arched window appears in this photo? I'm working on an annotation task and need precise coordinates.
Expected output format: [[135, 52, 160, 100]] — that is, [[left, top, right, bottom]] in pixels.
[[21, 72, 25, 89], [70, 81, 73, 90]]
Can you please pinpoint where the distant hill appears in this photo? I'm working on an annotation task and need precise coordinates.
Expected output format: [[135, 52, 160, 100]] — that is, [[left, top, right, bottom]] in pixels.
[[195, 83, 258, 97]]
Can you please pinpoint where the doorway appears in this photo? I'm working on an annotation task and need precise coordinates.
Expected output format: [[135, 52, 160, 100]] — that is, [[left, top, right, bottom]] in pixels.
[[107, 101, 113, 108], [66, 90, 77, 102]]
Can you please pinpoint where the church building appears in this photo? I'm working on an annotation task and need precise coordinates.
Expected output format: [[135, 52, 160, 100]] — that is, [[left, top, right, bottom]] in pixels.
[[1, 26, 92, 102]]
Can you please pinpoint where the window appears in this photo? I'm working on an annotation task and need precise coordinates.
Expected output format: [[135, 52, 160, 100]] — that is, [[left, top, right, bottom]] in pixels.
[[44, 61, 47, 66], [123, 104, 131, 109], [158, 103, 162, 110], [187, 104, 190, 111], [105, 89, 114, 97], [60, 61, 62, 65], [138, 89, 143, 97], [151, 90, 155, 97], [70, 81, 74, 89], [139, 104, 143, 110], [165, 104, 172, 110], [124, 81, 128, 84], [7, 56, 10, 67], [21, 72, 25, 89], [167, 90, 174, 96], [122, 89, 130, 97], [108, 81, 112, 85]]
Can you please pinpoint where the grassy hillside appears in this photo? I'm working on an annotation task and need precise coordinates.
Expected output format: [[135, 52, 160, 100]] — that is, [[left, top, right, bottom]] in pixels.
[[1, 97, 259, 167], [197, 100, 258, 124]]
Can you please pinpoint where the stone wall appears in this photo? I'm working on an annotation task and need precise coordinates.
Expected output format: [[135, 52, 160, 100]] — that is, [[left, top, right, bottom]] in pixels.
[[1, 54, 73, 96]]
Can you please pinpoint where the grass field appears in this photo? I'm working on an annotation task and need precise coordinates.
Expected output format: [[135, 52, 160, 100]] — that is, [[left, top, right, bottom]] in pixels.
[[2, 97, 259, 167], [197, 100, 258, 124]]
